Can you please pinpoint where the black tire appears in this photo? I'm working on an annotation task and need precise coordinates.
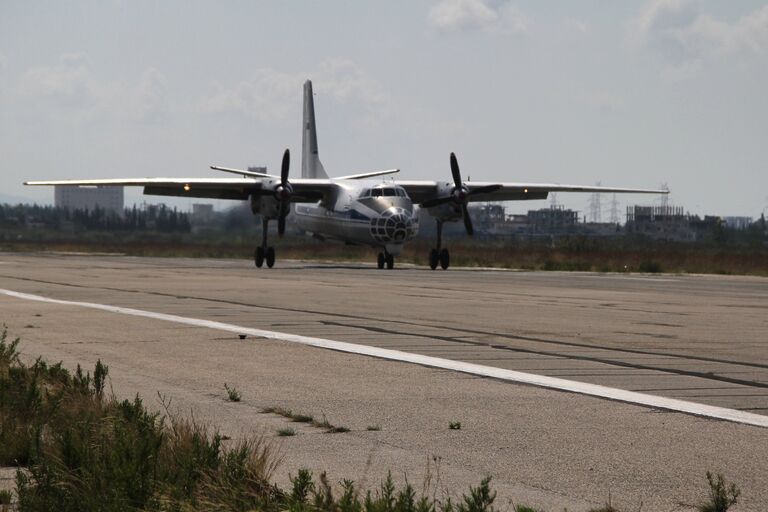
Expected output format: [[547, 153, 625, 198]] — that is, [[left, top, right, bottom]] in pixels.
[[265, 246, 276, 268], [377, 252, 385, 269], [255, 247, 264, 268], [439, 248, 450, 270], [429, 249, 439, 270], [386, 253, 394, 270]]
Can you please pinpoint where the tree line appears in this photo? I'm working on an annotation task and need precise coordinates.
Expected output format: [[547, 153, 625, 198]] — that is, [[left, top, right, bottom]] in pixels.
[[0, 203, 191, 233]]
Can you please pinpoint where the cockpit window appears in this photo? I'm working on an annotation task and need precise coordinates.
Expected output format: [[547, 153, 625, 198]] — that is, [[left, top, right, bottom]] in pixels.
[[367, 186, 407, 198]]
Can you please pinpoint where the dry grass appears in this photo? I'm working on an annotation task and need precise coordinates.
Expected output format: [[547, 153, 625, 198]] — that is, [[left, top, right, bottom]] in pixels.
[[3, 236, 766, 276]]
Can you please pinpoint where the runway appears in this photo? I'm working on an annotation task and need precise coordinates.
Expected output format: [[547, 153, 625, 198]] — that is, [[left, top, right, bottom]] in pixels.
[[1, 253, 767, 510]]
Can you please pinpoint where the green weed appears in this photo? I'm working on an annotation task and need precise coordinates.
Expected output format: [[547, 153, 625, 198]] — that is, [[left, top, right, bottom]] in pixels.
[[224, 383, 241, 402], [277, 428, 297, 437], [698, 472, 740, 512]]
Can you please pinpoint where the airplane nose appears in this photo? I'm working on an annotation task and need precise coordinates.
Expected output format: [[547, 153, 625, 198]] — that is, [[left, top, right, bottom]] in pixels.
[[370, 207, 415, 243]]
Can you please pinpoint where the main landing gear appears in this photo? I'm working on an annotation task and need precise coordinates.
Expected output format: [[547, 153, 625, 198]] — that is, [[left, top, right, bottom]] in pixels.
[[255, 218, 276, 268], [428, 220, 450, 270], [377, 250, 394, 270]]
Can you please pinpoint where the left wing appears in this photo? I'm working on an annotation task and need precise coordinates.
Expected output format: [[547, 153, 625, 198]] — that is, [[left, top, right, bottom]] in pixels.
[[396, 180, 667, 205], [24, 177, 336, 202]]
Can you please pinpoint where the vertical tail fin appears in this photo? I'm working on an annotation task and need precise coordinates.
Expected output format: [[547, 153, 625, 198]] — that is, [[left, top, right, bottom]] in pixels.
[[302, 80, 329, 179]]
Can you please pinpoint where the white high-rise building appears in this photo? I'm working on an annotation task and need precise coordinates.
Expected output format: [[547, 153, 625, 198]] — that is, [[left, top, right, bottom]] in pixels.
[[54, 186, 124, 213]]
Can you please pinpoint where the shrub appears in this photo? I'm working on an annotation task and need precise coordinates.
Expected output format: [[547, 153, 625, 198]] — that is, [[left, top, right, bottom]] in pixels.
[[698, 472, 740, 512], [224, 383, 241, 402], [638, 261, 662, 273]]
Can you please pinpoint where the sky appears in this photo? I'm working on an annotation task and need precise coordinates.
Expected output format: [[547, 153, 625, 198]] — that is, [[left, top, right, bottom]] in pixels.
[[1, 0, 767, 218]]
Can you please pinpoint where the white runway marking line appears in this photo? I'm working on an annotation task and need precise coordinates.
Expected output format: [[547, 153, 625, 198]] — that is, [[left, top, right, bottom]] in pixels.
[[2, 287, 767, 429]]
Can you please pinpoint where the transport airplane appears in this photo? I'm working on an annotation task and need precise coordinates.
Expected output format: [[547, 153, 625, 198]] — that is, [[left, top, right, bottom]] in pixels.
[[26, 80, 667, 270]]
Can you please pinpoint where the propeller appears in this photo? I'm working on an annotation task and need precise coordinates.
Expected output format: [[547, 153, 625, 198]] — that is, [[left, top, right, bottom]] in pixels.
[[420, 152, 502, 236], [275, 149, 292, 236]]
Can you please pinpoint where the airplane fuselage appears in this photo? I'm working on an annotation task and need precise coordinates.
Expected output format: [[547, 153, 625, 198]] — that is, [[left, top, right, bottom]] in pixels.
[[292, 180, 418, 256]]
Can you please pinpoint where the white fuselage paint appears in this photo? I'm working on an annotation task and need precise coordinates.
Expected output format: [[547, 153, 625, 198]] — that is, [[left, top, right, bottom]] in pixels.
[[292, 181, 418, 255], [1, 287, 766, 429]]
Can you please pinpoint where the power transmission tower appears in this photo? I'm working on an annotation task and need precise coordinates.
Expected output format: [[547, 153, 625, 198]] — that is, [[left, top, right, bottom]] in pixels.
[[588, 181, 602, 222], [549, 192, 558, 208], [609, 193, 620, 224], [659, 182, 670, 209]]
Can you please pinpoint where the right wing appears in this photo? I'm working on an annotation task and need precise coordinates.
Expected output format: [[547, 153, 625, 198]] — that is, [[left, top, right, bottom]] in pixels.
[[24, 177, 336, 202], [395, 180, 668, 205]]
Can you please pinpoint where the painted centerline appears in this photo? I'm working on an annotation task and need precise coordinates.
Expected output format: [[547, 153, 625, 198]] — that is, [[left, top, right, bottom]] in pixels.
[[2, 287, 767, 428]]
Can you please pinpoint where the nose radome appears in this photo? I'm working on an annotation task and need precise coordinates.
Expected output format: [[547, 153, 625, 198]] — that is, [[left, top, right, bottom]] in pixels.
[[370, 207, 415, 243]]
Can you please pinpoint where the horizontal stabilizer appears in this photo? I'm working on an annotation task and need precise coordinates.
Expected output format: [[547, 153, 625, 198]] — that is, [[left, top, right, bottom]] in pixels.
[[210, 165, 276, 178], [335, 169, 400, 180]]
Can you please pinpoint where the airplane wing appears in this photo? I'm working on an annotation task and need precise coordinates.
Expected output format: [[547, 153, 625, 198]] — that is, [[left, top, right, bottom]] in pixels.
[[395, 180, 668, 205], [24, 177, 336, 202]]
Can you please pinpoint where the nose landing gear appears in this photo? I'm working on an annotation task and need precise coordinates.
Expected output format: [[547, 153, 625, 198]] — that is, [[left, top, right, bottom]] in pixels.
[[377, 251, 394, 269]]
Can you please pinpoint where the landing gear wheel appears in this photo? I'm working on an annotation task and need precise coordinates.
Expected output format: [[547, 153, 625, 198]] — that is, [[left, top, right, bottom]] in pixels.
[[386, 253, 394, 270], [377, 252, 385, 269], [439, 248, 450, 270], [255, 247, 265, 268], [429, 249, 439, 270], [265, 246, 276, 268]]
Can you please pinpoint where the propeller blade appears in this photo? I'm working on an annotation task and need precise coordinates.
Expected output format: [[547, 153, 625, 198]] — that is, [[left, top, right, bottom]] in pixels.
[[421, 196, 454, 208], [450, 152, 462, 189], [467, 184, 503, 196], [461, 203, 474, 236], [281, 148, 290, 186], [277, 202, 289, 236]]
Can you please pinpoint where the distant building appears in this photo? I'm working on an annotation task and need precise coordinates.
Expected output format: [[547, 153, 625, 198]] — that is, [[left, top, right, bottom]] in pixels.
[[54, 186, 123, 213], [527, 206, 579, 235], [722, 216, 753, 230], [625, 205, 727, 241], [191, 204, 215, 223], [625, 205, 691, 240]]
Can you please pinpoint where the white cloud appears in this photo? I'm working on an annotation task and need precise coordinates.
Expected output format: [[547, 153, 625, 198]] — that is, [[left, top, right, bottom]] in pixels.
[[127, 68, 168, 123], [18, 54, 168, 123], [201, 68, 304, 121], [20, 54, 101, 109], [427, 0, 528, 33], [201, 59, 392, 125], [633, 1, 768, 62], [565, 18, 589, 35]]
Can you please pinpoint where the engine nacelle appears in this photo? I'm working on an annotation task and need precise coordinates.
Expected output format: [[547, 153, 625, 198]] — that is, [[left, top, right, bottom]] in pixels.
[[424, 182, 463, 222], [250, 194, 281, 217]]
